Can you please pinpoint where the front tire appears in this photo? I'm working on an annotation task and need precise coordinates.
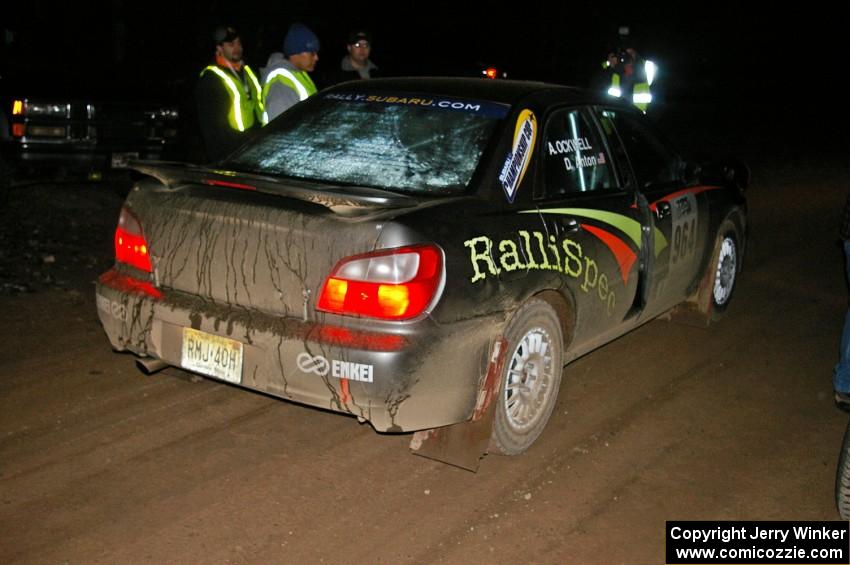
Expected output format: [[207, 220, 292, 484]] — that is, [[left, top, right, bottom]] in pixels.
[[490, 299, 564, 455], [709, 220, 741, 319]]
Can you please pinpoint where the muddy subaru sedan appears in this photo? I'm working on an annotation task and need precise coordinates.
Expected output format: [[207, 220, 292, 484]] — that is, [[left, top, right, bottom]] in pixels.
[[96, 78, 746, 464]]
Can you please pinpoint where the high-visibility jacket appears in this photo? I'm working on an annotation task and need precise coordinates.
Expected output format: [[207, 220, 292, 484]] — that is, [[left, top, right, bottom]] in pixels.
[[200, 64, 266, 131], [632, 60, 657, 113], [632, 82, 652, 112], [262, 67, 317, 122], [607, 73, 623, 98], [605, 60, 656, 113]]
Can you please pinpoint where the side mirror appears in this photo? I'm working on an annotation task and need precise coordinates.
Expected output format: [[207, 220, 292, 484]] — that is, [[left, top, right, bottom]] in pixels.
[[722, 158, 751, 191], [689, 158, 750, 191], [680, 160, 702, 183]]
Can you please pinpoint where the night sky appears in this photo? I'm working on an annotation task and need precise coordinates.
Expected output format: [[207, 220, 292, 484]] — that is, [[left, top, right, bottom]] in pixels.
[[2, 0, 838, 140]]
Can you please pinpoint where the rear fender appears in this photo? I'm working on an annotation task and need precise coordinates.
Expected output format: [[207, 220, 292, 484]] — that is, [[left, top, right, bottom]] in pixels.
[[409, 336, 508, 472]]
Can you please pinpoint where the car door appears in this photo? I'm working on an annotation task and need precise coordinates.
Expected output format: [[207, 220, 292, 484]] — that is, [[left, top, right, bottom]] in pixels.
[[533, 106, 646, 340], [593, 107, 710, 315]]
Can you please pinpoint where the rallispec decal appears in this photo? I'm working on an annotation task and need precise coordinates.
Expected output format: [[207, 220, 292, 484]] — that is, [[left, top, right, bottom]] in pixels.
[[499, 110, 537, 202], [525, 208, 670, 283], [296, 353, 374, 383], [464, 230, 617, 315]]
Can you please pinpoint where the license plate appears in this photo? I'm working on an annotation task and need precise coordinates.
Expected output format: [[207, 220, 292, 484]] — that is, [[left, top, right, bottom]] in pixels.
[[181, 328, 243, 384], [111, 151, 139, 169]]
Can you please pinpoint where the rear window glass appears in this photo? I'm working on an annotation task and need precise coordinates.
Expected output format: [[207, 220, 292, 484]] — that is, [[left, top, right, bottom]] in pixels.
[[226, 92, 509, 194]]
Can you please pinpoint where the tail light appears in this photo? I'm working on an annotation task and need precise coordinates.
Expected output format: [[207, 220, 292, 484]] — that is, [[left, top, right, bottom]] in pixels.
[[114, 207, 152, 273], [317, 245, 444, 320]]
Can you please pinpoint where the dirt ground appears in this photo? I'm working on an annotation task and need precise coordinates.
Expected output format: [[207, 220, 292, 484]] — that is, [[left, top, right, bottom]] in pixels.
[[1, 129, 849, 563]]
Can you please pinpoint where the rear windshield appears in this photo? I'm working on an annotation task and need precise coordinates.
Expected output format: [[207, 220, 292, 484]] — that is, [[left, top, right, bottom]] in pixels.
[[226, 92, 510, 194]]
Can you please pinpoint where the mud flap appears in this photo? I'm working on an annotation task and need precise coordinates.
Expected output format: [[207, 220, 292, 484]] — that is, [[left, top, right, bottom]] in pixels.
[[409, 337, 507, 471]]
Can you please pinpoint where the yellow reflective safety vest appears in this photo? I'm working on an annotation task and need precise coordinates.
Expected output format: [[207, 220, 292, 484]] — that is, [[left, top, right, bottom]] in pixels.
[[607, 73, 623, 98], [262, 67, 317, 121], [200, 64, 266, 131], [607, 68, 652, 112], [632, 60, 656, 113], [633, 82, 652, 112]]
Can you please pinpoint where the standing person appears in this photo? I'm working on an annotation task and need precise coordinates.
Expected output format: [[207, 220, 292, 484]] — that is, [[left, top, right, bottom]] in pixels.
[[618, 49, 636, 103], [324, 30, 380, 86], [835, 193, 850, 520], [596, 51, 622, 98], [624, 47, 656, 113], [261, 23, 319, 122], [835, 192, 850, 409], [195, 25, 265, 161]]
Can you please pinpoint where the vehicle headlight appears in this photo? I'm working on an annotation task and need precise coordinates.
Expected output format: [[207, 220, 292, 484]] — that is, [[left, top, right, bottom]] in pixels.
[[13, 100, 71, 118]]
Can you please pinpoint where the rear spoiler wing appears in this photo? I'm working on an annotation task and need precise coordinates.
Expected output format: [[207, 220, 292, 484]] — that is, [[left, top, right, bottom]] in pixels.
[[131, 160, 420, 216]]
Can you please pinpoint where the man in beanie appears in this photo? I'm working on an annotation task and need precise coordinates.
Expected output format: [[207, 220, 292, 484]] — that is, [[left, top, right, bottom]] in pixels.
[[324, 30, 380, 86], [195, 25, 265, 161], [261, 23, 320, 122]]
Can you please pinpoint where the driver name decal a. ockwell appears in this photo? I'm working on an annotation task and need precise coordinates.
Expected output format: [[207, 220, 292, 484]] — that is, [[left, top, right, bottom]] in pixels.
[[464, 230, 617, 315], [499, 109, 537, 202]]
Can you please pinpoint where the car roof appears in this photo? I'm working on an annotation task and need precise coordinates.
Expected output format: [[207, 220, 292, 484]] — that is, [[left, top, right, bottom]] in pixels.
[[326, 77, 607, 107]]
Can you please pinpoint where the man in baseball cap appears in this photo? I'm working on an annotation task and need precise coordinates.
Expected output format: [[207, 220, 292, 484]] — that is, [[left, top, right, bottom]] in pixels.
[[195, 25, 265, 160], [324, 29, 380, 86], [212, 25, 240, 45]]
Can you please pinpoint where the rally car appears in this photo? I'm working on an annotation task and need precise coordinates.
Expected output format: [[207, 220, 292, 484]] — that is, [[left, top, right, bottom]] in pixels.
[[95, 78, 747, 466]]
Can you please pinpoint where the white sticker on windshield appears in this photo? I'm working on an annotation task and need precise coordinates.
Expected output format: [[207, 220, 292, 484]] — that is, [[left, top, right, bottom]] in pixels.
[[499, 109, 537, 203]]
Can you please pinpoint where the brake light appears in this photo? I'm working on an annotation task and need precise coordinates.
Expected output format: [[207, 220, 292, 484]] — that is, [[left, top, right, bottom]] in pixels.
[[317, 245, 444, 320], [114, 207, 153, 273]]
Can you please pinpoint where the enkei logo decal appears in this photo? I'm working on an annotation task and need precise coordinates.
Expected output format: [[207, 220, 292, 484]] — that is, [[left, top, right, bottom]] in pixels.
[[296, 353, 374, 383], [499, 109, 537, 202], [331, 359, 374, 383], [297, 353, 330, 376]]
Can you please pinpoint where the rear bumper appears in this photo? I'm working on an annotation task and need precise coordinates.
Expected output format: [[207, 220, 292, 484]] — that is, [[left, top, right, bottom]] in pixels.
[[95, 268, 506, 432]]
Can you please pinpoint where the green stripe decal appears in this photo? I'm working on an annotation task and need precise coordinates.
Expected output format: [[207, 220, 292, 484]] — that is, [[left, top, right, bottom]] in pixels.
[[521, 208, 668, 257]]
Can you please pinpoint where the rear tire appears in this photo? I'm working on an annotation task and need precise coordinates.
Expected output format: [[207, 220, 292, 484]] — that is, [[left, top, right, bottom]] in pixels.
[[490, 299, 564, 455]]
